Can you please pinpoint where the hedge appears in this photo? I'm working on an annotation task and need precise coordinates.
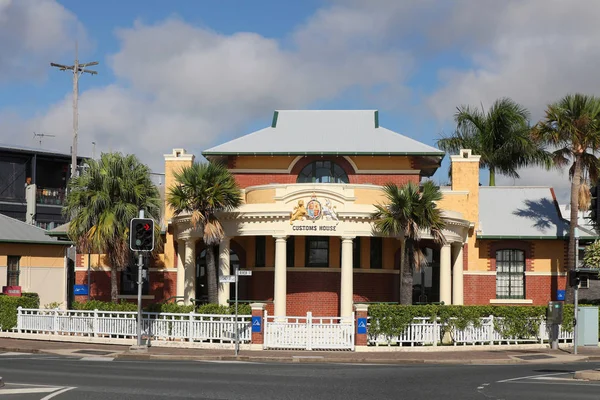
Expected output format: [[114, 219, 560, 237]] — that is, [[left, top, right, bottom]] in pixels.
[[0, 292, 40, 330], [72, 300, 251, 315], [367, 304, 576, 341]]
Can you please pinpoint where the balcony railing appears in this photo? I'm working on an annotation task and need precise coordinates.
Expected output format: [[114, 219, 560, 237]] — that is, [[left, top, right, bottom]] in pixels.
[[36, 187, 66, 205]]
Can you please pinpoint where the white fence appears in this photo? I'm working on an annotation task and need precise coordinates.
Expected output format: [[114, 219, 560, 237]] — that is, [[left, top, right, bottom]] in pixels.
[[264, 311, 355, 351], [369, 316, 574, 347], [14, 307, 251, 344]]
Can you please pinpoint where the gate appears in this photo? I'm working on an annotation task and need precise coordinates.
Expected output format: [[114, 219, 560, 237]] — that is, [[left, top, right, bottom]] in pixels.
[[263, 311, 355, 350]]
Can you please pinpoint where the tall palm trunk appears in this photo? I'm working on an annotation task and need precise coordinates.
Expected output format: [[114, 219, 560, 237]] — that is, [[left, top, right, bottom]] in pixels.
[[489, 167, 496, 186], [566, 156, 582, 303], [205, 245, 218, 304], [108, 254, 119, 303], [400, 240, 415, 305]]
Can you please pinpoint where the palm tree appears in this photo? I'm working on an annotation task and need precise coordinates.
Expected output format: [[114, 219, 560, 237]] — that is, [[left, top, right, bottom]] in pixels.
[[532, 93, 600, 303], [167, 162, 242, 304], [63, 153, 161, 303], [437, 97, 550, 186], [372, 181, 446, 304]]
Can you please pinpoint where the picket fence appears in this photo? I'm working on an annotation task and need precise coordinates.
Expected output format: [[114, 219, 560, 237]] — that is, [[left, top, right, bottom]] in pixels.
[[369, 316, 574, 347], [13, 307, 251, 343]]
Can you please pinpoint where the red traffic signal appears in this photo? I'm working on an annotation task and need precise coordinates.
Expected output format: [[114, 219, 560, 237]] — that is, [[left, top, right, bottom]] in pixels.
[[129, 218, 155, 252]]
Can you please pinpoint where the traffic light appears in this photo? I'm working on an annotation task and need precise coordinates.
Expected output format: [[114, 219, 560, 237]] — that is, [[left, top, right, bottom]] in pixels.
[[129, 218, 154, 252], [590, 184, 600, 227], [568, 269, 580, 288]]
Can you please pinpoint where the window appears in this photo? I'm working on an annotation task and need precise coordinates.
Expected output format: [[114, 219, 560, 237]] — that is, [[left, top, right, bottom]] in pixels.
[[287, 237, 295, 267], [297, 161, 349, 184], [306, 236, 329, 267], [255, 236, 266, 267], [370, 237, 382, 269], [121, 253, 149, 295], [580, 275, 589, 289], [7, 256, 20, 286], [495, 249, 525, 299]]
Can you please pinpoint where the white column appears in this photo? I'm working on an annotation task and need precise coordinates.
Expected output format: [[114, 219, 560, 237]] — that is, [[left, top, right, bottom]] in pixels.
[[340, 237, 355, 318], [218, 237, 231, 306], [176, 239, 185, 302], [184, 238, 196, 306], [452, 243, 464, 305], [274, 236, 287, 317], [440, 244, 451, 305]]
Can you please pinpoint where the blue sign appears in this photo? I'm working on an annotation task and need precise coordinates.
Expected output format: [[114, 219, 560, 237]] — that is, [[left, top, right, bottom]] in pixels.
[[557, 290, 566, 301], [74, 285, 88, 296], [357, 318, 367, 334], [251, 316, 262, 333]]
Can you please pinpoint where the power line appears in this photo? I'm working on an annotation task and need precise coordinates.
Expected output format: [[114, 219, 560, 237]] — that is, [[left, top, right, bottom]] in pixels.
[[50, 41, 99, 179]]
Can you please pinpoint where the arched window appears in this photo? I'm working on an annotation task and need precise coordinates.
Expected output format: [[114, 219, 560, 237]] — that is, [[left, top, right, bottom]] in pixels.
[[297, 161, 349, 183], [495, 249, 525, 299]]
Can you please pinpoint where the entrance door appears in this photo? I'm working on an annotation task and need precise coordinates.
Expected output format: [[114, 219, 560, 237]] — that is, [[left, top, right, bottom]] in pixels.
[[196, 248, 241, 304], [413, 247, 440, 304], [66, 258, 75, 309]]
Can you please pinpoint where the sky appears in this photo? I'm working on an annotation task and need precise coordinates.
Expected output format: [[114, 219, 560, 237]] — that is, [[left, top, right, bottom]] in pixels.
[[2, 0, 600, 203]]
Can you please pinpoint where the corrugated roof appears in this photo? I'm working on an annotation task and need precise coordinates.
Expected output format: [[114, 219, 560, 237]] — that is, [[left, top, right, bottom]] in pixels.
[[478, 187, 571, 239], [0, 214, 68, 244], [203, 110, 444, 156]]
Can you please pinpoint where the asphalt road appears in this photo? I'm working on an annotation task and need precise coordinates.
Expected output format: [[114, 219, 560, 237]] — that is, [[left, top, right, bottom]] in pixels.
[[0, 353, 599, 399]]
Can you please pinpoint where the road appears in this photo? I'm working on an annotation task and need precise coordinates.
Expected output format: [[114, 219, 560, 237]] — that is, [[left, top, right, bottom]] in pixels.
[[0, 352, 599, 399]]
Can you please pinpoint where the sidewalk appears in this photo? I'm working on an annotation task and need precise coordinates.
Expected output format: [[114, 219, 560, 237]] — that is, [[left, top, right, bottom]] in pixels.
[[1, 337, 599, 365]]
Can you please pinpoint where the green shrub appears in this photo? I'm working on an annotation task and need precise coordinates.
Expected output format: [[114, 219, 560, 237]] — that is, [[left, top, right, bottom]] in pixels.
[[0, 293, 40, 330], [196, 303, 251, 315], [367, 304, 573, 341], [72, 300, 137, 312], [71, 300, 251, 315]]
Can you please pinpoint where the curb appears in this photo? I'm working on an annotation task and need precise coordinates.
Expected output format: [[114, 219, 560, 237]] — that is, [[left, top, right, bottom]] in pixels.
[[574, 369, 600, 381]]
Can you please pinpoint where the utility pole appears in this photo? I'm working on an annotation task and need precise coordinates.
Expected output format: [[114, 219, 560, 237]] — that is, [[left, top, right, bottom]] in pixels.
[[50, 42, 99, 179]]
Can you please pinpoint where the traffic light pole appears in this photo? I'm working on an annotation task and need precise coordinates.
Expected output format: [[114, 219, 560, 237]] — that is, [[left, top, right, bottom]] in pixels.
[[136, 209, 145, 348], [574, 227, 579, 355]]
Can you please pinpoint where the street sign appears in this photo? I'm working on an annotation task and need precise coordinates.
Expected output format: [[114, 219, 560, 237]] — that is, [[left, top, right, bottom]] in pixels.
[[557, 290, 566, 301], [252, 316, 262, 333], [73, 285, 88, 296], [219, 275, 236, 283], [236, 270, 252, 276], [357, 318, 367, 334]]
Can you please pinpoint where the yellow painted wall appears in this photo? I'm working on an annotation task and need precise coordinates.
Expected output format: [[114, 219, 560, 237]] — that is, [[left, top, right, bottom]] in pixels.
[[360, 237, 369, 269], [329, 237, 340, 268], [383, 237, 401, 269], [0, 244, 66, 268], [265, 236, 275, 267], [295, 236, 305, 267], [354, 188, 387, 205], [437, 193, 469, 215], [233, 156, 297, 170], [246, 189, 276, 204], [349, 156, 413, 170]]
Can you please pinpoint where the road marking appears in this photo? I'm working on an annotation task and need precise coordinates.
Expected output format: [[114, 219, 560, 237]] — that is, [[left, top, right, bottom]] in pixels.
[[533, 376, 576, 381], [80, 357, 114, 361], [497, 372, 571, 383], [40, 386, 76, 399], [0, 352, 33, 356], [0, 387, 60, 394]]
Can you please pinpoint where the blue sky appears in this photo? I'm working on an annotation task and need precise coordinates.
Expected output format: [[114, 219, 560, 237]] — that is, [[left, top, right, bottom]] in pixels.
[[2, 0, 600, 202]]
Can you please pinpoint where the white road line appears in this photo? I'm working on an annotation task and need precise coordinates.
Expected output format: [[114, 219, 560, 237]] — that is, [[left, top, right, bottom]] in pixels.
[[497, 372, 571, 383], [0, 387, 59, 394], [80, 357, 114, 361], [0, 352, 33, 356], [533, 376, 575, 381], [200, 360, 261, 364], [40, 386, 76, 400]]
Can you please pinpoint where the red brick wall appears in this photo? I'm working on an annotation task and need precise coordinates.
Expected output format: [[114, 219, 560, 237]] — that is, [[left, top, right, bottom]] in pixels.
[[464, 274, 567, 305], [232, 156, 421, 189], [248, 270, 398, 316]]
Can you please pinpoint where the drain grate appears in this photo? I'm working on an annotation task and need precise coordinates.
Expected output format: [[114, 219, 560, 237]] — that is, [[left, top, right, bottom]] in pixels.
[[515, 355, 554, 360], [73, 350, 114, 356]]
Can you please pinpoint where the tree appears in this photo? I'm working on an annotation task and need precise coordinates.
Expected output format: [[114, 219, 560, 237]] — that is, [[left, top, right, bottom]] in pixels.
[[167, 162, 242, 304], [63, 153, 161, 303], [372, 181, 446, 304], [532, 93, 600, 303], [437, 97, 550, 186]]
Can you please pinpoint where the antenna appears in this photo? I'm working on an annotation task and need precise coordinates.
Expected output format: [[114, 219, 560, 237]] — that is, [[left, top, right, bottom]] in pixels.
[[33, 132, 56, 147]]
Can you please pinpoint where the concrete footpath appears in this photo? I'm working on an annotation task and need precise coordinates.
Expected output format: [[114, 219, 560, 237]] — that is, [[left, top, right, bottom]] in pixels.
[[1, 337, 600, 367]]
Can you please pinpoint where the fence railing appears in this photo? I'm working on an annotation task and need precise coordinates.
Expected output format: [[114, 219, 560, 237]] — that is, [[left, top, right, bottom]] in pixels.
[[368, 315, 574, 347], [264, 311, 355, 350], [15, 307, 251, 343]]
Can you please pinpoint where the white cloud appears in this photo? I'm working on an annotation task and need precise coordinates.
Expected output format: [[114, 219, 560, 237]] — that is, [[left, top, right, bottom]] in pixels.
[[0, 0, 85, 81]]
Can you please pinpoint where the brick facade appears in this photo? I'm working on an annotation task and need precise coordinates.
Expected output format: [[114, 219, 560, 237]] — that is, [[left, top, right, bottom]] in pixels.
[[463, 274, 567, 305]]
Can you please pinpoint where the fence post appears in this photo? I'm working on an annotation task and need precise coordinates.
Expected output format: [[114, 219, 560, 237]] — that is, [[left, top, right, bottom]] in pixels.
[[93, 309, 99, 337], [250, 303, 266, 350], [354, 304, 369, 350], [16, 306, 22, 333], [188, 311, 194, 342], [53, 308, 59, 335], [306, 312, 313, 351], [433, 318, 438, 347], [488, 315, 494, 345]]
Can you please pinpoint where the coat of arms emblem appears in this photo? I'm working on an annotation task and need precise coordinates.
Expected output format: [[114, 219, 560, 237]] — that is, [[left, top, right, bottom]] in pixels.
[[306, 194, 322, 220], [289, 193, 339, 224]]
